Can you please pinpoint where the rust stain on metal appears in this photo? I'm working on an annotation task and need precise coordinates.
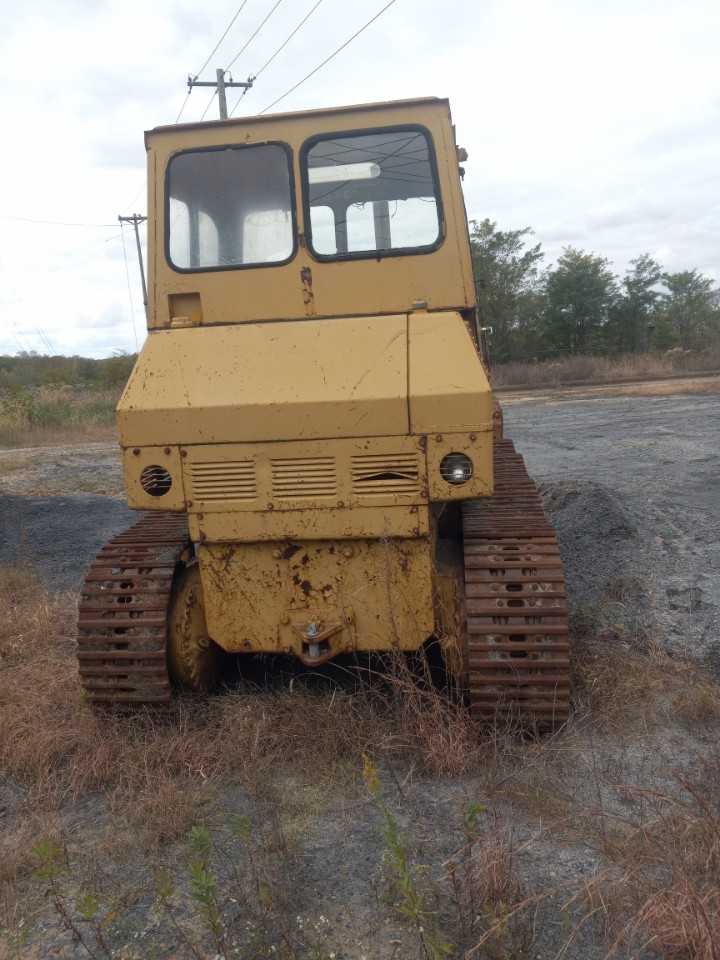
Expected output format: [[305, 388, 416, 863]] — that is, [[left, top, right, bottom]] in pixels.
[[300, 266, 315, 314]]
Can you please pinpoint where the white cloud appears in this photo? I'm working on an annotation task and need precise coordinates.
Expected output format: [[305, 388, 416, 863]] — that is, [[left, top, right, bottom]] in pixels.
[[0, 0, 718, 357]]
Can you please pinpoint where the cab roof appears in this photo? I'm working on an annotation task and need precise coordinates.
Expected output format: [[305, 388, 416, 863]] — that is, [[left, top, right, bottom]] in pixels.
[[145, 96, 449, 147]]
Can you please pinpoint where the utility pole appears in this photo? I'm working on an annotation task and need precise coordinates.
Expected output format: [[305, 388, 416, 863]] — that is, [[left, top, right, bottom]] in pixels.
[[118, 214, 148, 312], [188, 69, 253, 120]]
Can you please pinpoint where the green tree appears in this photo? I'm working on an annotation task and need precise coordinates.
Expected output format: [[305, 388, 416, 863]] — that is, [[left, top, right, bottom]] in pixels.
[[544, 247, 618, 354], [658, 269, 719, 350], [469, 218, 545, 362], [607, 254, 662, 353]]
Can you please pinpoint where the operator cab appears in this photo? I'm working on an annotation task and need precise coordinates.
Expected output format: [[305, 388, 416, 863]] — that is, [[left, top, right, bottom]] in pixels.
[[144, 97, 476, 329]]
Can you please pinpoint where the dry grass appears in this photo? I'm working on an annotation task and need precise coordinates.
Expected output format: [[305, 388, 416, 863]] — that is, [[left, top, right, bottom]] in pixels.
[[3, 564, 720, 958], [0, 423, 117, 449], [0, 386, 118, 448], [572, 632, 720, 729], [575, 755, 720, 960], [0, 566, 482, 824], [492, 349, 720, 389], [0, 564, 489, 954]]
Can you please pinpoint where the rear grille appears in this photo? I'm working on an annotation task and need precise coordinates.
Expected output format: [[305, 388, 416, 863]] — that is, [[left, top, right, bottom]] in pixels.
[[351, 453, 420, 496], [271, 457, 337, 499], [189, 460, 256, 501]]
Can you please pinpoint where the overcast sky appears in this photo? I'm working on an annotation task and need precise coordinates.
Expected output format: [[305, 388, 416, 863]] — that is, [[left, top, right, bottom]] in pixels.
[[1, 0, 718, 357]]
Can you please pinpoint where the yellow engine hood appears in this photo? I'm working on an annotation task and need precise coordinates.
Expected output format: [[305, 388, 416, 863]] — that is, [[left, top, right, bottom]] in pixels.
[[118, 315, 408, 445], [117, 312, 492, 446]]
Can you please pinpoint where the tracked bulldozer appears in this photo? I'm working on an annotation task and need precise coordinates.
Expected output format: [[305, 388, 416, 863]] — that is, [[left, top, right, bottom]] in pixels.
[[78, 98, 570, 725]]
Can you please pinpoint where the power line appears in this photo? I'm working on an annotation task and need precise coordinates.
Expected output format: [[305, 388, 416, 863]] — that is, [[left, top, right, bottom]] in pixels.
[[36, 328, 56, 355], [177, 0, 252, 124], [201, 0, 286, 121], [197, 0, 251, 79], [260, 0, 399, 115], [120, 223, 140, 352], [175, 89, 193, 125], [199, 89, 219, 121], [225, 0, 286, 72], [1, 215, 117, 228], [229, 0, 325, 117]]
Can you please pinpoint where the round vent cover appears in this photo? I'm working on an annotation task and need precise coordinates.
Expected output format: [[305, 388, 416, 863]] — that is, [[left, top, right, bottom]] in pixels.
[[140, 465, 172, 497]]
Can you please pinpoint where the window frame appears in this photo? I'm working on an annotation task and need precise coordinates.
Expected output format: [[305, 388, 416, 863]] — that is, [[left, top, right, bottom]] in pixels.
[[300, 123, 445, 263], [164, 140, 298, 274]]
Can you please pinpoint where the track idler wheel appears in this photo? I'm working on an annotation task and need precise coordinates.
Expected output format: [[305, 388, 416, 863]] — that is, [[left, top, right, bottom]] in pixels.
[[167, 564, 222, 693]]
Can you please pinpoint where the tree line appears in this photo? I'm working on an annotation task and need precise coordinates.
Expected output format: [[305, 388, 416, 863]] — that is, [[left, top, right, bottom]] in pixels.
[[470, 219, 720, 364], [0, 351, 136, 391], [2, 226, 718, 381]]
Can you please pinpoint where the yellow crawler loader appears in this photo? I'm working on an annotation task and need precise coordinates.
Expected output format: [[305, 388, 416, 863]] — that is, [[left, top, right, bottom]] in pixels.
[[78, 98, 570, 725]]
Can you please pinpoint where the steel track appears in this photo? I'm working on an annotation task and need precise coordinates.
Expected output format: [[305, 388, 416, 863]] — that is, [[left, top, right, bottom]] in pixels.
[[77, 512, 188, 704], [77, 441, 570, 724], [461, 439, 571, 726]]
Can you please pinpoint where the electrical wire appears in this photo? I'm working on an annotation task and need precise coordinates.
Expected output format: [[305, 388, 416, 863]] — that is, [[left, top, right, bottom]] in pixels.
[[196, 0, 251, 78], [225, 0, 286, 72], [132, 2, 262, 209], [201, 0, 286, 120], [176, 0, 252, 124], [120, 223, 140, 352], [1, 215, 117, 228], [259, 0, 399, 115], [199, 89, 219, 121], [174, 88, 193, 125], [228, 0, 325, 117]]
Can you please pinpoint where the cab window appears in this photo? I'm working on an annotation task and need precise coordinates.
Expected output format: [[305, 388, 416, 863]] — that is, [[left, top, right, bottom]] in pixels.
[[167, 143, 295, 271], [303, 127, 441, 259]]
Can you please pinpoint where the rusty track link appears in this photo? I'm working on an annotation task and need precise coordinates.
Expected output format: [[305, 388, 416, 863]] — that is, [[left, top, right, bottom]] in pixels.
[[77, 512, 189, 705], [461, 439, 570, 726]]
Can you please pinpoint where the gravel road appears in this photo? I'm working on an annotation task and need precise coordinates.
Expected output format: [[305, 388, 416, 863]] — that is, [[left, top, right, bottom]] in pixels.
[[1, 389, 718, 665]]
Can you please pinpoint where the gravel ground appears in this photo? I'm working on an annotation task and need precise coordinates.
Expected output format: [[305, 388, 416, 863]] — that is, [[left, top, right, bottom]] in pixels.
[[1, 387, 718, 960], [505, 391, 720, 671], [0, 442, 123, 498], [0, 495, 135, 590]]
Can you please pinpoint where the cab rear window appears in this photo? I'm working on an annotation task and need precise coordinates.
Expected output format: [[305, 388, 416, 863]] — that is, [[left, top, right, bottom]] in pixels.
[[167, 143, 295, 271], [302, 127, 442, 260]]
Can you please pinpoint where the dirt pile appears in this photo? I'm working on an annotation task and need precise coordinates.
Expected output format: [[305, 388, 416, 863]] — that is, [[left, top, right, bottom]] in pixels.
[[543, 479, 719, 671]]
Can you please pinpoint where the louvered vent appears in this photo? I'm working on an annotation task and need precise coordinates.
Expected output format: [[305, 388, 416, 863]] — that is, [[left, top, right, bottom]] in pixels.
[[189, 460, 256, 501], [271, 457, 337, 499], [351, 453, 420, 496]]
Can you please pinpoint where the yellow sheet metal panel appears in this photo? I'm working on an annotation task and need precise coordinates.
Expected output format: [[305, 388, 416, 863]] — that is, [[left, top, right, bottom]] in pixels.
[[121, 444, 186, 511], [117, 315, 409, 446], [197, 536, 435, 655], [146, 98, 475, 329], [408, 311, 494, 433], [425, 431, 493, 501], [188, 504, 430, 543], [181, 435, 427, 513]]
